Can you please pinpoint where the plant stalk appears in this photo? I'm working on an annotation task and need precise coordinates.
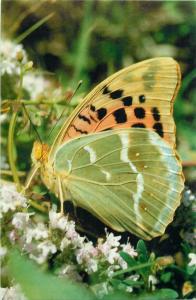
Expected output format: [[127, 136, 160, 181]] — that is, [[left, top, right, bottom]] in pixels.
[[7, 67, 24, 191], [111, 262, 153, 277]]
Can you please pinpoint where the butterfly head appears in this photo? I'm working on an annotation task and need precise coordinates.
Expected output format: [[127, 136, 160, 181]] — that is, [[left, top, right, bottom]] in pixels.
[[31, 141, 50, 164]]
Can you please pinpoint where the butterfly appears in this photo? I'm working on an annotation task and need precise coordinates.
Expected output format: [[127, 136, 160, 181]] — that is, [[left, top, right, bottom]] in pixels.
[[30, 57, 184, 240]]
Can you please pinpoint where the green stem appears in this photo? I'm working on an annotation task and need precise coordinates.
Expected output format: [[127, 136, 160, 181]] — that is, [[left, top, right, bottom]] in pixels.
[[8, 111, 21, 190], [28, 199, 49, 213], [111, 262, 153, 277], [0, 169, 26, 176], [8, 68, 24, 191], [14, 13, 54, 44]]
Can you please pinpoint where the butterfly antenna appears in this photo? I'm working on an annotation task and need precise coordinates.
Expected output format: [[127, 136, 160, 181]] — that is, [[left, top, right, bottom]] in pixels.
[[22, 103, 42, 144], [47, 80, 83, 140]]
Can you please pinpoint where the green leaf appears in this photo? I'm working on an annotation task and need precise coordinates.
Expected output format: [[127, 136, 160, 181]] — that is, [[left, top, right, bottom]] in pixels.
[[133, 289, 178, 300], [109, 278, 122, 288], [8, 249, 95, 300], [160, 272, 172, 283], [187, 265, 196, 275], [120, 251, 138, 267], [123, 279, 143, 287], [102, 291, 131, 300], [137, 240, 149, 263]]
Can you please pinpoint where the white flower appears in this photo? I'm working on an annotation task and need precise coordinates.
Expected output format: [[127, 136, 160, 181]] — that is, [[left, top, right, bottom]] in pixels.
[[107, 265, 120, 277], [58, 264, 82, 281], [148, 275, 158, 291], [38, 240, 57, 257], [118, 256, 128, 269], [30, 240, 57, 264], [25, 222, 48, 244], [105, 232, 121, 248], [23, 73, 51, 99], [1, 39, 27, 76], [49, 209, 68, 231], [0, 155, 9, 169], [71, 233, 85, 248], [0, 284, 27, 300], [12, 212, 31, 229], [0, 184, 27, 217], [76, 241, 97, 265], [97, 233, 121, 264], [0, 246, 7, 258], [86, 258, 98, 273], [121, 243, 138, 257], [1, 60, 17, 75], [106, 248, 119, 265], [126, 286, 133, 293], [188, 253, 196, 267], [60, 237, 71, 251]]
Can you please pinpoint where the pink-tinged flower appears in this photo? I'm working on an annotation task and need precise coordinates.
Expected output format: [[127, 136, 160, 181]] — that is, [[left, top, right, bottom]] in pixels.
[[75, 241, 97, 265], [65, 221, 77, 239], [105, 232, 121, 248], [121, 243, 138, 257], [97, 232, 122, 264]]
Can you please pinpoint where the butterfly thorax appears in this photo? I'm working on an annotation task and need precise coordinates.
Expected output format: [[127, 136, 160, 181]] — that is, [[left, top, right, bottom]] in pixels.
[[31, 141, 67, 199]]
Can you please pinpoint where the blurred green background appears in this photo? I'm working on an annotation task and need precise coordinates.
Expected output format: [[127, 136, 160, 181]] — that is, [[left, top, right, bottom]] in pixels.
[[2, 0, 196, 187]]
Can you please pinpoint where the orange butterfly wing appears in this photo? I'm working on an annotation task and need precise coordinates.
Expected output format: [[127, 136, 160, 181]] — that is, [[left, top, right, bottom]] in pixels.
[[52, 58, 180, 154]]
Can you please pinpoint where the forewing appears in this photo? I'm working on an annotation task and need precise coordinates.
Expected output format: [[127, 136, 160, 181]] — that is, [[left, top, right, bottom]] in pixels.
[[54, 129, 184, 240], [51, 57, 180, 157]]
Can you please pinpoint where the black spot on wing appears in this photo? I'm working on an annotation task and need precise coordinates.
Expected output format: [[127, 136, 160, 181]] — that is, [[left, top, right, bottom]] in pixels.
[[71, 125, 88, 134], [139, 95, 146, 103], [134, 107, 145, 119], [113, 108, 127, 123], [131, 123, 146, 128], [90, 115, 96, 122], [78, 114, 91, 124], [151, 107, 160, 121], [153, 122, 164, 137], [90, 105, 96, 112], [110, 89, 123, 99], [122, 96, 132, 106], [97, 108, 107, 120], [103, 85, 111, 94], [102, 127, 112, 131]]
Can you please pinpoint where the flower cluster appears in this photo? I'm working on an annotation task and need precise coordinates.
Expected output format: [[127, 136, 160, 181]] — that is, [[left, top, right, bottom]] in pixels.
[[1, 39, 27, 76], [0, 183, 140, 297], [0, 184, 27, 218]]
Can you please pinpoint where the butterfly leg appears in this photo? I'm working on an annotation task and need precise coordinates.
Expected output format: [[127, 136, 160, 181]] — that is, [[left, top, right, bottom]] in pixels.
[[57, 176, 64, 215], [22, 163, 40, 194]]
